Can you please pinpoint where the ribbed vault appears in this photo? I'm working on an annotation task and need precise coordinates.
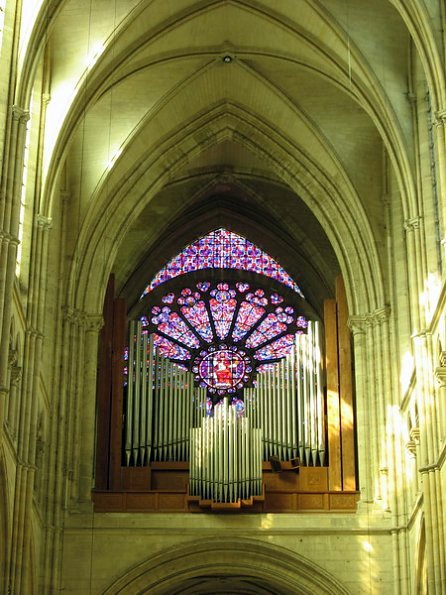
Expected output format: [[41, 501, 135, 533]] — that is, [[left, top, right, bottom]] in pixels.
[[13, 0, 443, 322]]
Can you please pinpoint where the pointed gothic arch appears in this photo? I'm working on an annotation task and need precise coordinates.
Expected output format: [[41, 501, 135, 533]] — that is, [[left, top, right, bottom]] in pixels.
[[93, 225, 358, 511]]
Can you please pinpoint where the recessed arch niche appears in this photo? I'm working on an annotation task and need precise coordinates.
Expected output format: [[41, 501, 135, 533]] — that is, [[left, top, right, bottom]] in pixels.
[[93, 214, 358, 512], [102, 538, 350, 595]]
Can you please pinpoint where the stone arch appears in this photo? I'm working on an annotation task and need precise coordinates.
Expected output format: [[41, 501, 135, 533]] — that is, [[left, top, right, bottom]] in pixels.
[[103, 537, 350, 595], [68, 103, 383, 317]]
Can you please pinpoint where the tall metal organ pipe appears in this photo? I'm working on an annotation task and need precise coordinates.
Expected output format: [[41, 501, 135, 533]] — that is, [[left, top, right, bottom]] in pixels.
[[189, 398, 263, 503], [123, 321, 325, 469]]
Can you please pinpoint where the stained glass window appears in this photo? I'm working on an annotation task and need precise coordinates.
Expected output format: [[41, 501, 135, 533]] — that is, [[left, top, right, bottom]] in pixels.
[[144, 281, 308, 396], [254, 334, 296, 360], [153, 334, 192, 361], [193, 345, 252, 395], [142, 228, 303, 298]]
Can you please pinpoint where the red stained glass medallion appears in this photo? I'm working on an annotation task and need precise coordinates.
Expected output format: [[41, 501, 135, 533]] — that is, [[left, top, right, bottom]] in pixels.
[[197, 348, 248, 393], [145, 281, 308, 396]]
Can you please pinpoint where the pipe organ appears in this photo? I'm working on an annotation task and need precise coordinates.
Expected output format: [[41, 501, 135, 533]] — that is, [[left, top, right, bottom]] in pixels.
[[124, 321, 207, 465], [190, 399, 263, 503], [245, 321, 325, 466], [123, 320, 326, 503]]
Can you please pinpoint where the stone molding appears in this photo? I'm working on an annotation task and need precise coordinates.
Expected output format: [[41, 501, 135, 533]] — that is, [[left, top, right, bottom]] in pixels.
[[438, 350, 446, 368], [348, 306, 391, 334], [0, 230, 20, 246], [10, 365, 22, 387], [36, 214, 52, 230], [404, 216, 421, 232], [103, 537, 351, 595], [11, 105, 30, 123], [434, 109, 446, 127], [63, 306, 103, 331], [435, 365, 446, 386]]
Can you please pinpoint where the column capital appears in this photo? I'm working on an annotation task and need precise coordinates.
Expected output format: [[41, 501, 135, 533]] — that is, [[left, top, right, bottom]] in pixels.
[[0, 231, 19, 246], [25, 327, 43, 339], [434, 109, 446, 127], [411, 328, 431, 341], [348, 315, 367, 335], [36, 214, 52, 230], [348, 306, 390, 333], [11, 105, 30, 123], [63, 306, 86, 326], [371, 306, 391, 325], [85, 314, 104, 333], [404, 216, 422, 232], [435, 365, 446, 386], [63, 307, 103, 331]]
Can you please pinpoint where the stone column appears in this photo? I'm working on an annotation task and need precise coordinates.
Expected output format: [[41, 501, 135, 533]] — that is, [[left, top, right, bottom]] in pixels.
[[434, 362, 446, 447], [348, 315, 373, 503], [434, 110, 446, 239], [351, 306, 410, 592], [78, 314, 103, 505], [414, 329, 446, 593], [42, 305, 103, 592], [64, 310, 103, 508], [7, 213, 51, 595], [6, 359, 22, 440], [0, 106, 29, 434]]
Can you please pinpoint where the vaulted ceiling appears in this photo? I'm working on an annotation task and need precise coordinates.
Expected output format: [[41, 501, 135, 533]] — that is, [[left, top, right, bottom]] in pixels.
[[21, 0, 441, 316]]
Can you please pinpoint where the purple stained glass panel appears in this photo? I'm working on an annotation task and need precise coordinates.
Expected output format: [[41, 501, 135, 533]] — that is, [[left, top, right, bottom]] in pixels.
[[256, 363, 277, 373], [156, 312, 200, 349], [180, 300, 213, 342], [245, 313, 288, 348], [296, 315, 308, 329], [153, 334, 192, 360], [142, 278, 308, 395], [198, 349, 246, 391], [141, 228, 303, 297], [209, 297, 237, 340], [232, 301, 265, 341], [254, 334, 295, 361]]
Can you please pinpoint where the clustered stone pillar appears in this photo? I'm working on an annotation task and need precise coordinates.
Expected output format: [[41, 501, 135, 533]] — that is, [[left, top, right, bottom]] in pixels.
[[350, 306, 410, 592], [0, 103, 35, 595], [349, 310, 392, 505], [405, 201, 446, 593], [0, 106, 29, 434], [42, 305, 103, 592], [6, 213, 52, 594], [434, 110, 446, 231]]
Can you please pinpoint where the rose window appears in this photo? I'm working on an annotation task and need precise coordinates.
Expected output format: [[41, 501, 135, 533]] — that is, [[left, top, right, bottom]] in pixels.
[[144, 280, 309, 400]]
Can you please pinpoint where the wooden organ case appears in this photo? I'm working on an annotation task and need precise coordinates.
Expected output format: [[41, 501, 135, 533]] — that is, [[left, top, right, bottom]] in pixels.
[[93, 276, 359, 513]]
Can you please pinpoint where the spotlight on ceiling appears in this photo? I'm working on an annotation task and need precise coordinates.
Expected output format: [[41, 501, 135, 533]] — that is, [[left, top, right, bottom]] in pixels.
[[222, 55, 233, 63]]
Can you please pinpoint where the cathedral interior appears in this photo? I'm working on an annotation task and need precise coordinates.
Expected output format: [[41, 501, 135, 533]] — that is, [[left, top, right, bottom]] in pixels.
[[1, 1, 446, 593]]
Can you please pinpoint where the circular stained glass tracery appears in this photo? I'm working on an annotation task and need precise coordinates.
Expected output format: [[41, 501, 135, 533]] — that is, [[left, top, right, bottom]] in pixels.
[[144, 280, 308, 398], [193, 345, 252, 395]]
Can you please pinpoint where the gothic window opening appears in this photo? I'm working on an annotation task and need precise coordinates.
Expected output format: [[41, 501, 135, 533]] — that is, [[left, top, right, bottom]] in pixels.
[[95, 228, 358, 512]]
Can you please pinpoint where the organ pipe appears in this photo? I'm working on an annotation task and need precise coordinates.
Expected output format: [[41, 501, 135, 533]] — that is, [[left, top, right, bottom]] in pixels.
[[189, 399, 263, 503], [123, 321, 325, 470]]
